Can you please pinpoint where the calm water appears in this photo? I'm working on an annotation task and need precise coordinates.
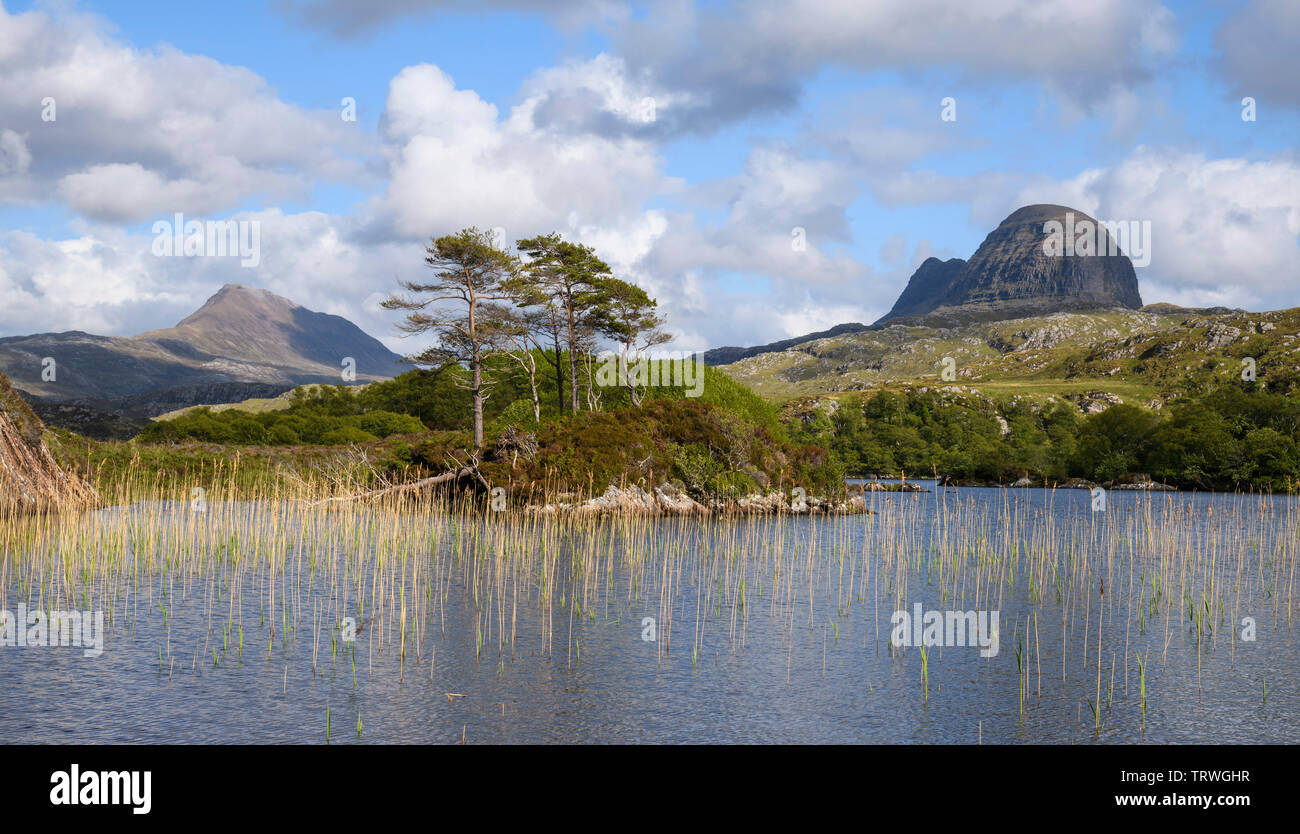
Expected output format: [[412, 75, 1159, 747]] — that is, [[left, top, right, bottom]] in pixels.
[[1, 482, 1297, 744]]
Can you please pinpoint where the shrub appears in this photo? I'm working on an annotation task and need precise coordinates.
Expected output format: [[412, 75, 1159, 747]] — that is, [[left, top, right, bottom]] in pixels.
[[320, 426, 379, 445]]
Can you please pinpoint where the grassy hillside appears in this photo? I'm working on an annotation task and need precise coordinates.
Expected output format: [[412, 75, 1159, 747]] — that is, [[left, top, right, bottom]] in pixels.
[[719, 305, 1300, 408]]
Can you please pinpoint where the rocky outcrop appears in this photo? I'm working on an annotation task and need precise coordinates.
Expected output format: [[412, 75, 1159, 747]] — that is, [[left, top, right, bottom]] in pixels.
[[877, 204, 1143, 325], [1064, 390, 1124, 414], [880, 256, 966, 321], [0, 373, 98, 515], [526, 483, 869, 516]]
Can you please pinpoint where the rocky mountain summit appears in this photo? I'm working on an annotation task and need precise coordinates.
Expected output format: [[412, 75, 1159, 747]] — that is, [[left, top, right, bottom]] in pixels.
[[706, 204, 1144, 365], [877, 204, 1143, 325]]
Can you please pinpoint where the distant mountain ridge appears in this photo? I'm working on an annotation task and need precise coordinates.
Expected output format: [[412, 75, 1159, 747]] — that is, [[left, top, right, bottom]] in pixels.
[[0, 284, 403, 436], [704, 322, 871, 366]]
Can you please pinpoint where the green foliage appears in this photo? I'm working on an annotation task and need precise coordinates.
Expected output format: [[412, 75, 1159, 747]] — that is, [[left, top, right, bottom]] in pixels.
[[139, 386, 427, 447], [822, 381, 1300, 491], [639, 364, 784, 437], [495, 397, 539, 429], [393, 398, 843, 501], [320, 426, 380, 445]]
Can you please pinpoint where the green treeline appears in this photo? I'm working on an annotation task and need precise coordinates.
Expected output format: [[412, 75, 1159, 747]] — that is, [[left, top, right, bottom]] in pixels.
[[793, 382, 1300, 492], [140, 360, 780, 446]]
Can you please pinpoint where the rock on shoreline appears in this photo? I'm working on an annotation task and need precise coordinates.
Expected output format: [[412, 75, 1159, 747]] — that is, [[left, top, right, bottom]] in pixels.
[[526, 484, 870, 516], [946, 473, 1176, 491]]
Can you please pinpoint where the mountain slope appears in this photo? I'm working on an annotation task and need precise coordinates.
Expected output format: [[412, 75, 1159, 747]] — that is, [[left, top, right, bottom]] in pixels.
[[703, 322, 871, 366], [0, 284, 402, 402], [706, 204, 1147, 368], [135, 284, 401, 381], [718, 304, 1285, 410], [0, 284, 405, 438]]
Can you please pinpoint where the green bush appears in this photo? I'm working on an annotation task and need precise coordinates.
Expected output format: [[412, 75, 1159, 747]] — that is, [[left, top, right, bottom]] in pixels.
[[356, 411, 425, 438], [320, 426, 379, 445], [496, 398, 539, 428]]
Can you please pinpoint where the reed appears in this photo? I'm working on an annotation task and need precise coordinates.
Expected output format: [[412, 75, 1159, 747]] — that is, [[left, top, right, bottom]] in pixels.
[[1, 463, 1293, 742]]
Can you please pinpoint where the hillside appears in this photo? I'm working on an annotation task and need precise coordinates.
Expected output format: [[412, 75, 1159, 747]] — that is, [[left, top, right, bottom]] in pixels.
[[719, 305, 1291, 409], [705, 203, 1147, 366], [135, 284, 402, 383]]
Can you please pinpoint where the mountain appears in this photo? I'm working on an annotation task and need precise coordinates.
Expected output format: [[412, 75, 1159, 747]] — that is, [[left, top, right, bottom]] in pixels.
[[0, 284, 404, 436], [706, 204, 1145, 366], [876, 204, 1143, 325], [134, 284, 402, 380], [879, 256, 967, 322]]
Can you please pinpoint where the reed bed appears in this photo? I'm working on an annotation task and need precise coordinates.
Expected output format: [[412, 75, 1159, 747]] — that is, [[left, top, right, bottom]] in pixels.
[[1, 465, 1295, 740]]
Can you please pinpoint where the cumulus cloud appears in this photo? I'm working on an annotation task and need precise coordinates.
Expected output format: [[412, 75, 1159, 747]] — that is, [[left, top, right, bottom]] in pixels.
[[0, 129, 31, 177], [0, 4, 369, 222], [362, 60, 883, 349], [277, 0, 624, 36], [606, 0, 1178, 134], [281, 0, 1177, 137], [1015, 148, 1300, 310], [365, 61, 669, 240], [0, 211, 421, 347], [1215, 0, 1300, 109], [9, 0, 1293, 363]]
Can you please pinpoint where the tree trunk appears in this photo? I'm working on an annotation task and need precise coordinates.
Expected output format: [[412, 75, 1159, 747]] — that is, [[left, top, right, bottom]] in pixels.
[[472, 352, 484, 448], [552, 334, 565, 413], [566, 301, 580, 412], [527, 358, 541, 422], [584, 353, 601, 411], [622, 343, 640, 407]]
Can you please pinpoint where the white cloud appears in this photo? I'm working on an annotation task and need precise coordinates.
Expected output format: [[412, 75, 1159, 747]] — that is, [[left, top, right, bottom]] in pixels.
[[0, 4, 369, 221], [1016, 148, 1300, 310], [610, 0, 1178, 132], [368, 61, 667, 240], [279, 0, 626, 36], [1215, 0, 1300, 109], [0, 129, 31, 177], [11, 0, 1293, 366]]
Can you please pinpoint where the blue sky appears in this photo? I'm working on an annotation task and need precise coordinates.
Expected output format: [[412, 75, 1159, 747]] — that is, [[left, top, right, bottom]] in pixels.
[[1, 0, 1298, 352]]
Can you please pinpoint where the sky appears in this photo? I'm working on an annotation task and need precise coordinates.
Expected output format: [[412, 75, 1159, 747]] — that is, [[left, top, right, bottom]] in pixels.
[[0, 0, 1298, 355]]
